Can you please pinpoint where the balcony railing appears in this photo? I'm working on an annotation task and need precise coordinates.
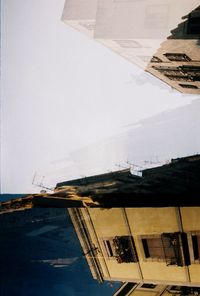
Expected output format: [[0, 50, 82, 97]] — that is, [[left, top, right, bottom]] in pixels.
[[113, 236, 138, 263], [161, 232, 190, 266]]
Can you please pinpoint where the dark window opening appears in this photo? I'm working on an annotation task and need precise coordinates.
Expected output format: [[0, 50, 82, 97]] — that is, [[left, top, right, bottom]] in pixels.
[[165, 75, 193, 82], [141, 284, 156, 289], [142, 237, 165, 259], [171, 286, 200, 295], [166, 75, 200, 82], [152, 66, 185, 76], [182, 66, 200, 76], [170, 286, 181, 291], [151, 56, 162, 63], [164, 53, 191, 62], [114, 236, 138, 263], [115, 283, 136, 296], [179, 84, 198, 89], [104, 236, 138, 263], [153, 65, 200, 76], [192, 235, 200, 260], [104, 240, 114, 257], [153, 65, 200, 83], [142, 239, 150, 258]]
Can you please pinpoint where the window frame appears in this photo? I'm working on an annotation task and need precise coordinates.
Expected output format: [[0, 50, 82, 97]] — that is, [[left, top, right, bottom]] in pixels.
[[139, 234, 166, 263], [188, 232, 200, 264]]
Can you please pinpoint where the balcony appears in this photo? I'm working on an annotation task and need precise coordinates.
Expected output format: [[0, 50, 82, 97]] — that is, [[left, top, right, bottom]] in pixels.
[[161, 232, 190, 266], [113, 236, 138, 263]]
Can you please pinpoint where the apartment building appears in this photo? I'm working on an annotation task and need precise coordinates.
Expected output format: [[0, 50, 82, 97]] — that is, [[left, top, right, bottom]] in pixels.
[[68, 206, 200, 287], [62, 0, 200, 93], [147, 7, 200, 94]]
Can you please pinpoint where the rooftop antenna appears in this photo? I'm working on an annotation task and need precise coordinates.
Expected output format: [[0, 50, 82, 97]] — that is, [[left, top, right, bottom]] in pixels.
[[144, 156, 161, 165], [32, 172, 54, 192], [126, 160, 143, 169], [126, 160, 143, 177], [115, 163, 129, 170]]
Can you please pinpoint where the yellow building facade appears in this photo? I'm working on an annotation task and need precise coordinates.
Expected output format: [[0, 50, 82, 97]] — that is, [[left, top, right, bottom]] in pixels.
[[114, 282, 200, 296], [68, 207, 200, 287]]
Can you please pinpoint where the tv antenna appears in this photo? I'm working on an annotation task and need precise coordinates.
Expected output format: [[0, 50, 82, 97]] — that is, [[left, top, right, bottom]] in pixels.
[[115, 163, 129, 170], [126, 160, 144, 169], [143, 156, 161, 165], [32, 172, 53, 192]]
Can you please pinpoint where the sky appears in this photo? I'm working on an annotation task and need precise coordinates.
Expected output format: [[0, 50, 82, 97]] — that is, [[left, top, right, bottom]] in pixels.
[[1, 0, 200, 193], [42, 98, 200, 188]]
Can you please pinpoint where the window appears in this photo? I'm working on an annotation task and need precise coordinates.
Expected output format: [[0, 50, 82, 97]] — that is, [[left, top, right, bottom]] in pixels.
[[151, 56, 162, 63], [114, 40, 141, 48], [114, 283, 137, 296], [181, 66, 200, 76], [164, 53, 191, 62], [169, 286, 200, 295], [141, 233, 190, 266], [179, 84, 198, 89], [141, 284, 156, 289], [191, 234, 200, 261], [103, 236, 138, 263], [180, 76, 200, 82], [142, 237, 165, 260], [152, 66, 185, 76], [104, 239, 117, 257], [169, 286, 181, 292], [152, 65, 200, 82], [165, 75, 193, 82]]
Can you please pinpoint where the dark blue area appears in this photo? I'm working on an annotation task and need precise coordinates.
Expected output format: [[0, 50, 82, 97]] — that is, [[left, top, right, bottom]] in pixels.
[[0, 194, 26, 202], [0, 208, 120, 296]]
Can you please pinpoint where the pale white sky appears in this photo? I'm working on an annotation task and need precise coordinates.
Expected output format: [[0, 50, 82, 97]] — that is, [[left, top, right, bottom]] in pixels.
[[1, 0, 199, 193]]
